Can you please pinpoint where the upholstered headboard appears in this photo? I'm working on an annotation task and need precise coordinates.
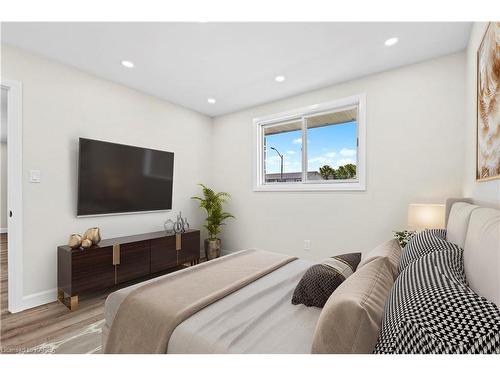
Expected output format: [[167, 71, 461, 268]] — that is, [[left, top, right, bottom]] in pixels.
[[445, 198, 500, 307]]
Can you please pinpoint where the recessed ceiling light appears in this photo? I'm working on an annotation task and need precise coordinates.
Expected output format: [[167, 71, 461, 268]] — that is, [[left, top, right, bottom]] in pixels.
[[121, 60, 134, 68], [384, 37, 399, 47], [207, 98, 216, 104], [275, 75, 286, 82]]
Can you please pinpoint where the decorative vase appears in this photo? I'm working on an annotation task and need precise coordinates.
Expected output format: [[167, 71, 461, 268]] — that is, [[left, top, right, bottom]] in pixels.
[[84, 227, 101, 245], [204, 238, 221, 260], [173, 211, 189, 234], [164, 219, 175, 235], [68, 234, 83, 249], [81, 238, 93, 249]]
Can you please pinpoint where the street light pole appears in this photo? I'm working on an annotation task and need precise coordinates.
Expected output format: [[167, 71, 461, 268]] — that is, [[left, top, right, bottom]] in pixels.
[[270, 147, 284, 182]]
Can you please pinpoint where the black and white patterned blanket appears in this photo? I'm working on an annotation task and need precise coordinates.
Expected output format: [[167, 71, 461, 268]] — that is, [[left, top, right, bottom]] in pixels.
[[374, 229, 500, 354]]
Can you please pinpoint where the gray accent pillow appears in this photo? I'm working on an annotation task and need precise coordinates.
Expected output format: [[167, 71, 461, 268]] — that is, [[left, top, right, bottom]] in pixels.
[[292, 253, 361, 308], [312, 257, 394, 353], [357, 238, 401, 280]]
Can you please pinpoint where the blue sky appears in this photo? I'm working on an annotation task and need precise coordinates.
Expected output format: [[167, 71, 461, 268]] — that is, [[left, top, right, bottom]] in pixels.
[[265, 121, 357, 174]]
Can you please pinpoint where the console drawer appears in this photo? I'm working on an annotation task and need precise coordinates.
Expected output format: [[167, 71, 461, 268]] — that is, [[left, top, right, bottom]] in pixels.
[[116, 240, 150, 283], [150, 236, 177, 273], [177, 231, 200, 264], [71, 247, 115, 295]]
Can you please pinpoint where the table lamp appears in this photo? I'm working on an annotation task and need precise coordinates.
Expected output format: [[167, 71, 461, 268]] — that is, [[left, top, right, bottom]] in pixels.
[[408, 203, 445, 231]]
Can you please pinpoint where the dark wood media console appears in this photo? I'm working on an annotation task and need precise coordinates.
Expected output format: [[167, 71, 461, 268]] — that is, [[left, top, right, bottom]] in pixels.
[[57, 229, 200, 310]]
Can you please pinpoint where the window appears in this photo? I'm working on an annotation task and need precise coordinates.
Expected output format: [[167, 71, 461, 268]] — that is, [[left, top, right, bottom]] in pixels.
[[254, 94, 365, 191], [264, 120, 302, 183]]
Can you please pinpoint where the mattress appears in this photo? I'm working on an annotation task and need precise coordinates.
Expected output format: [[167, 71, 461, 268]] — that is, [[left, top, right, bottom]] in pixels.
[[103, 257, 321, 353]]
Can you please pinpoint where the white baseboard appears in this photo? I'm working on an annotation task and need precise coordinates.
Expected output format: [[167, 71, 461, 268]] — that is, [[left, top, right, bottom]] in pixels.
[[0, 228, 7, 234], [20, 288, 57, 312]]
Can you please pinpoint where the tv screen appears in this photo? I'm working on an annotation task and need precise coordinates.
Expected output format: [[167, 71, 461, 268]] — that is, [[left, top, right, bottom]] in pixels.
[[77, 138, 174, 216]]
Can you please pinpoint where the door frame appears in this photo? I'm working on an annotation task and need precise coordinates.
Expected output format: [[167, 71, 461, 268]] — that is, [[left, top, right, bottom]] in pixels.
[[1, 79, 24, 313]]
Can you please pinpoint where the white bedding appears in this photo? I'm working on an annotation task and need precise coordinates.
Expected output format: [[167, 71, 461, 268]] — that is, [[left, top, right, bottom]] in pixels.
[[104, 258, 321, 353]]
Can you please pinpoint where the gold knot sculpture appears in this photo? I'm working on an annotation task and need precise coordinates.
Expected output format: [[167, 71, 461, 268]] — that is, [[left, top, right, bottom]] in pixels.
[[84, 227, 101, 245], [81, 238, 93, 249], [68, 234, 83, 249], [67, 227, 101, 249]]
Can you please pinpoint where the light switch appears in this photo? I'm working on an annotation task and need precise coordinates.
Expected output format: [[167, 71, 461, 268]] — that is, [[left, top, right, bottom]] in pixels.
[[29, 170, 41, 183]]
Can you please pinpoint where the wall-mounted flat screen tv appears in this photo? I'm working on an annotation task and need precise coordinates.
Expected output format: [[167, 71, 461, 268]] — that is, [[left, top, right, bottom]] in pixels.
[[77, 138, 174, 216]]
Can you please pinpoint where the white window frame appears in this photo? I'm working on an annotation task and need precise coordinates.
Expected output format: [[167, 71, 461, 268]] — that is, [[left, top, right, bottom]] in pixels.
[[253, 94, 366, 192]]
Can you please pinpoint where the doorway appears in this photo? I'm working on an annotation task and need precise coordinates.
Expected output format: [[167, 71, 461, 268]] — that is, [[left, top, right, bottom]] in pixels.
[[1, 79, 23, 313], [1, 87, 7, 315]]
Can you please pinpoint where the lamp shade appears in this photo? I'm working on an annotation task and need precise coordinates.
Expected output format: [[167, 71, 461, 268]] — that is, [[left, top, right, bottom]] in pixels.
[[408, 203, 445, 230]]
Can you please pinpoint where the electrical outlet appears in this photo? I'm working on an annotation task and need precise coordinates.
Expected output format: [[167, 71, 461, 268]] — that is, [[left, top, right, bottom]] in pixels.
[[304, 240, 311, 251]]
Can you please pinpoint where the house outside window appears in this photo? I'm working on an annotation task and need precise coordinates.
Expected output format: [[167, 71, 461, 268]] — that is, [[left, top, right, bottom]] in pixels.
[[253, 94, 366, 191]]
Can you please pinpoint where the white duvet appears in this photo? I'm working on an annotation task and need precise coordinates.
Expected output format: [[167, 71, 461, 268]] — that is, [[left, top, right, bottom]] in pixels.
[[104, 257, 321, 354]]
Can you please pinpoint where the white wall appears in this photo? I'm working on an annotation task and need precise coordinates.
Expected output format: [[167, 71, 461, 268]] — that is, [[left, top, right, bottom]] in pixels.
[[0, 87, 6, 142], [463, 23, 500, 206], [1, 44, 213, 306], [211, 53, 466, 261]]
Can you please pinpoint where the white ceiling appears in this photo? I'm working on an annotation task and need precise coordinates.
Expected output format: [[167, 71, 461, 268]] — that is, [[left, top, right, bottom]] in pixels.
[[1, 22, 471, 117]]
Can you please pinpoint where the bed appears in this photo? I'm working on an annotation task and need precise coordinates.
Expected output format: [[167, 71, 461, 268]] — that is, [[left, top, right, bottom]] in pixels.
[[102, 198, 500, 354], [103, 256, 322, 353]]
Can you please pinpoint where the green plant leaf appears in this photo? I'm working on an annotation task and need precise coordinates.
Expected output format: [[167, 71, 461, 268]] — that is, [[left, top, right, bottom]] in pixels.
[[193, 184, 235, 238]]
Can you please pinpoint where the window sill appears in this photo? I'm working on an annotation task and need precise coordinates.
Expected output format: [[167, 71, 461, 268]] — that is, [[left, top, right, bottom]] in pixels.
[[253, 181, 366, 192]]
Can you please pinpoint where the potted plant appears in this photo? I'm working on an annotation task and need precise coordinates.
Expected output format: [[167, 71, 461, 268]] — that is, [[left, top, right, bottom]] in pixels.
[[393, 230, 416, 248], [191, 184, 235, 260]]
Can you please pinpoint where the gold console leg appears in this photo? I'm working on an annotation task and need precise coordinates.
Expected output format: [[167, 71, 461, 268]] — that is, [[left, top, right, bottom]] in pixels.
[[57, 288, 64, 302], [57, 289, 78, 311], [69, 295, 79, 311]]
